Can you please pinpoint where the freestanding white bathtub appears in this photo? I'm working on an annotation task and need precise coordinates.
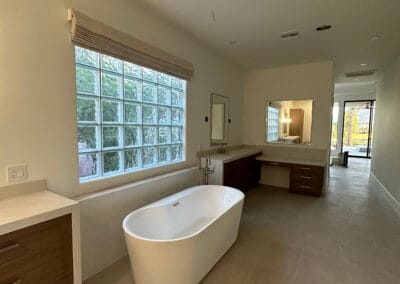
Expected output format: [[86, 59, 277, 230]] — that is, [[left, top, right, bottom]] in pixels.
[[123, 185, 244, 284]]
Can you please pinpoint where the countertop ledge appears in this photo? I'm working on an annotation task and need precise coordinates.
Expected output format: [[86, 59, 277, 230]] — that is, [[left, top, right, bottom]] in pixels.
[[0, 180, 78, 235], [256, 156, 326, 167], [208, 148, 262, 163]]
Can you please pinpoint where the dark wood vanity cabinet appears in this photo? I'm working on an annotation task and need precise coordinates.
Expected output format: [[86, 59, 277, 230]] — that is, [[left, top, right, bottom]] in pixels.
[[290, 164, 324, 196], [223, 154, 261, 192], [0, 215, 73, 284]]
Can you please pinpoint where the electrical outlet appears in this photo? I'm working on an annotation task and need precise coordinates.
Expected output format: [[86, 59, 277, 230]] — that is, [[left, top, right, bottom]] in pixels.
[[7, 164, 28, 183]]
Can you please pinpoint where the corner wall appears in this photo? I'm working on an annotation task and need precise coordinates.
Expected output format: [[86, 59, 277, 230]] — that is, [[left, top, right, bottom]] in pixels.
[[371, 56, 400, 203], [0, 0, 244, 197]]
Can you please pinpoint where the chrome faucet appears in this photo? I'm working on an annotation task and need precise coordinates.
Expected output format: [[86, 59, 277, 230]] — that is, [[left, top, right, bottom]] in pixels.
[[203, 156, 214, 185], [217, 143, 227, 154]]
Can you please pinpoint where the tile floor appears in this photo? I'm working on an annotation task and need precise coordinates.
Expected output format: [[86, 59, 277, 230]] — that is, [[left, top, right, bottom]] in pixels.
[[84, 158, 400, 284]]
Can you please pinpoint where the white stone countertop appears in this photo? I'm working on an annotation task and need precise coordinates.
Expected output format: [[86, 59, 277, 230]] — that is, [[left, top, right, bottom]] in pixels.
[[0, 180, 78, 235], [208, 148, 262, 163], [256, 156, 326, 167]]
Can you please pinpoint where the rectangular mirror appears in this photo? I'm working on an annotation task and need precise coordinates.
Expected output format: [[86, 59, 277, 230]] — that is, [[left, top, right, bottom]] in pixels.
[[211, 93, 229, 144], [266, 99, 313, 145]]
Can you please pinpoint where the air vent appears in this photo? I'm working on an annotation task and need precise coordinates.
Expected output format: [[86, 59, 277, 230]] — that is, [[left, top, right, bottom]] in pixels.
[[316, 25, 332, 31], [345, 70, 376, 78], [280, 30, 299, 40]]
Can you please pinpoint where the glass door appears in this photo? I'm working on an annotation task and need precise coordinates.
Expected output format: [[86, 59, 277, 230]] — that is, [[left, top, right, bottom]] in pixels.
[[342, 100, 375, 158]]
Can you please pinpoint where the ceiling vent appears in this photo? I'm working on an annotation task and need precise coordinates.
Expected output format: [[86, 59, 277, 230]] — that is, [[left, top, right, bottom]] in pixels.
[[316, 25, 332, 31], [345, 70, 376, 78], [280, 30, 299, 40]]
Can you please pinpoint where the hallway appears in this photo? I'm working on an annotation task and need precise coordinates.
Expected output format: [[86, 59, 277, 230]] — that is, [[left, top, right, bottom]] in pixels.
[[85, 159, 400, 284]]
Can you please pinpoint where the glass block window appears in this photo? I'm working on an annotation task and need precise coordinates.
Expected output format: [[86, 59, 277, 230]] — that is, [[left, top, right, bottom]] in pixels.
[[75, 47, 186, 181], [267, 106, 279, 142]]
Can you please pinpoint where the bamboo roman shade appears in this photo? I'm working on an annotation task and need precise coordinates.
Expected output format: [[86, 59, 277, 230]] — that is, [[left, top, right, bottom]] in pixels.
[[68, 9, 194, 80]]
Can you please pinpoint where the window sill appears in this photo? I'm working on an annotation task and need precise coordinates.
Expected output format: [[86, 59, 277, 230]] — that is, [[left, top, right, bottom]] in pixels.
[[75, 160, 196, 197]]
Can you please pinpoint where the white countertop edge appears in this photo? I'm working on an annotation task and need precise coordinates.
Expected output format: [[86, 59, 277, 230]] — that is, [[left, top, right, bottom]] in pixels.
[[208, 148, 262, 163], [0, 203, 78, 236], [256, 156, 326, 167]]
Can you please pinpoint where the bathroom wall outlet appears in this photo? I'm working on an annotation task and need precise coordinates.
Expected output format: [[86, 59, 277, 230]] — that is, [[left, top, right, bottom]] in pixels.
[[7, 164, 28, 183]]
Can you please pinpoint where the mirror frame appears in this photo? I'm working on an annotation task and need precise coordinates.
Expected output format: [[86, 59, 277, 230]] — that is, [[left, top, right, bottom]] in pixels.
[[265, 99, 314, 146], [210, 93, 230, 145]]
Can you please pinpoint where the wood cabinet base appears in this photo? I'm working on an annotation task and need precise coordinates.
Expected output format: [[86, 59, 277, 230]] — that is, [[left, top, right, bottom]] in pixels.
[[290, 164, 324, 196], [0, 215, 73, 284], [223, 154, 261, 192]]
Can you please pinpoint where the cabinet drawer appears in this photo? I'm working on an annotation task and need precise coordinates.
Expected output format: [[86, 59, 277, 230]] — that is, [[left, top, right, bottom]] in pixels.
[[0, 250, 73, 284], [291, 172, 323, 186], [0, 215, 73, 284], [0, 241, 26, 267], [291, 164, 323, 175], [290, 183, 322, 196], [264, 161, 290, 167]]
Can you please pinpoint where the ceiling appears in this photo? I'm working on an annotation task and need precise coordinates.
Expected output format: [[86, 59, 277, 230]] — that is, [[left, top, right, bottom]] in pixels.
[[135, 0, 400, 83]]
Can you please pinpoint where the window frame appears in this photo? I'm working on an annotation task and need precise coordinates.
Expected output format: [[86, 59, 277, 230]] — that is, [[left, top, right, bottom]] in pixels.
[[75, 46, 186, 182]]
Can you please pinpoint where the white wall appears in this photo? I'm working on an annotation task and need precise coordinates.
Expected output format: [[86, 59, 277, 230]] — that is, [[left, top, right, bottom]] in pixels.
[[372, 56, 400, 203], [0, 0, 244, 197], [243, 61, 334, 149]]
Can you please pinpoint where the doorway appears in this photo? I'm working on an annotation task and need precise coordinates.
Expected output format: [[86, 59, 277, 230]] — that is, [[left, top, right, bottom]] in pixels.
[[341, 100, 375, 158]]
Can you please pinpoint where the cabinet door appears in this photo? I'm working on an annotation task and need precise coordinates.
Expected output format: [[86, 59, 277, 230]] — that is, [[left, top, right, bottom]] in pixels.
[[224, 160, 241, 189], [289, 109, 304, 143], [249, 158, 262, 186], [223, 154, 261, 192]]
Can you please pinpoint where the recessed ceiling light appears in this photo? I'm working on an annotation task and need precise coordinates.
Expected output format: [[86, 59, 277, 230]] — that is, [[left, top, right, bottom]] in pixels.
[[360, 63, 368, 67], [371, 36, 380, 41], [316, 25, 332, 31]]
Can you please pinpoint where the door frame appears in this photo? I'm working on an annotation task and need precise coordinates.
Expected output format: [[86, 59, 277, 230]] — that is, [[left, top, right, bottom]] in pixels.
[[341, 100, 375, 159]]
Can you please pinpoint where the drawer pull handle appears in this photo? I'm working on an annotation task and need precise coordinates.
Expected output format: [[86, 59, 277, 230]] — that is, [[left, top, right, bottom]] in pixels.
[[299, 185, 311, 189], [270, 162, 279, 166], [300, 176, 311, 179], [0, 243, 20, 254], [9, 279, 22, 284], [300, 167, 311, 170]]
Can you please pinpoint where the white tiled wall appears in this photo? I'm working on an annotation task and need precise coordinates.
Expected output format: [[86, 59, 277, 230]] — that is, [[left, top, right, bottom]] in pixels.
[[78, 167, 199, 280]]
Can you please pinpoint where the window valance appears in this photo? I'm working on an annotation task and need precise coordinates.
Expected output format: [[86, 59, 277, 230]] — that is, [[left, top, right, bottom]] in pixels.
[[68, 9, 194, 80]]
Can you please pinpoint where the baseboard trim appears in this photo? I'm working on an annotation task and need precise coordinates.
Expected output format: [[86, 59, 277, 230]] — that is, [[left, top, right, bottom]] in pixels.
[[370, 172, 400, 218]]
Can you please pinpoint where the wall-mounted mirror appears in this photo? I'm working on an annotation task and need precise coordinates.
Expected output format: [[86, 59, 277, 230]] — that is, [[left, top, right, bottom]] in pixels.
[[266, 99, 313, 145], [211, 93, 229, 144]]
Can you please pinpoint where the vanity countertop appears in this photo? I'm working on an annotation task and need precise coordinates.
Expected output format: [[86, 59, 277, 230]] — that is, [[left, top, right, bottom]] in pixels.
[[209, 148, 262, 163], [256, 156, 326, 167], [0, 180, 78, 235]]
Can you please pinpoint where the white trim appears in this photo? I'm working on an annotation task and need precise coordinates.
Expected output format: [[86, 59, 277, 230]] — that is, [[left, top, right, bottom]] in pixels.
[[370, 172, 400, 218]]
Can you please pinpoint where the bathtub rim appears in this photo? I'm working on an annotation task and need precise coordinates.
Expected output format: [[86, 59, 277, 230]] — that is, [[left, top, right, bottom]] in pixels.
[[122, 185, 244, 243]]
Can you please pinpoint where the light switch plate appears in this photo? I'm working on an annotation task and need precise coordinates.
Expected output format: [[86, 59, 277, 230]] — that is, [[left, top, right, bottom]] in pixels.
[[7, 164, 28, 183]]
